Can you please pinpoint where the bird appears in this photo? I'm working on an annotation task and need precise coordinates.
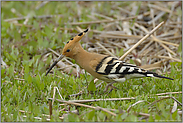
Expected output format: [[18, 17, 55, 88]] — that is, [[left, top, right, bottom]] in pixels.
[[46, 28, 174, 92]]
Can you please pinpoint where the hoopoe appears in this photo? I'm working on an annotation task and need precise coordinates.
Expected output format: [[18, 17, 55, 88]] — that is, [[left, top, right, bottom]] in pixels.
[[46, 29, 173, 92]]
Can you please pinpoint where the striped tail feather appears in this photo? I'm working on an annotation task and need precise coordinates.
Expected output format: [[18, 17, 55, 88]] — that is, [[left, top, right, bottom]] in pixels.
[[145, 71, 174, 80]]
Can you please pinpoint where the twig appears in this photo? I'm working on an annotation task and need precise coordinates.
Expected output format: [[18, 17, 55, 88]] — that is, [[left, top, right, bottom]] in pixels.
[[4, 14, 63, 22], [99, 33, 142, 39], [152, 36, 179, 47], [67, 91, 181, 103], [151, 55, 181, 62], [159, 42, 176, 55], [160, 36, 182, 40], [49, 100, 52, 117], [66, 97, 136, 103], [148, 96, 171, 107], [148, 96, 182, 107], [52, 87, 64, 105], [48, 91, 181, 119], [96, 81, 104, 88], [165, 25, 182, 29], [68, 91, 84, 97], [96, 42, 116, 57], [140, 60, 165, 70], [50, 98, 117, 116], [134, 22, 179, 47], [66, 15, 139, 25], [134, 22, 179, 62], [127, 100, 149, 113], [148, 4, 178, 15], [92, 12, 114, 20], [155, 91, 182, 96], [119, 21, 165, 60], [147, 11, 166, 25], [19, 110, 51, 120], [171, 96, 182, 106], [138, 112, 151, 117]]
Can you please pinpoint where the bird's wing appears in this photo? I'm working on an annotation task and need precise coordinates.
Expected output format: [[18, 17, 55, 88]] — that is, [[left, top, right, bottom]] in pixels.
[[95, 56, 173, 82]]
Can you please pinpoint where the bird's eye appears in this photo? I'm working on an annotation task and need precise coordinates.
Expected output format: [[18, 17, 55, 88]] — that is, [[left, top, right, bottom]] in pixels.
[[66, 49, 70, 52]]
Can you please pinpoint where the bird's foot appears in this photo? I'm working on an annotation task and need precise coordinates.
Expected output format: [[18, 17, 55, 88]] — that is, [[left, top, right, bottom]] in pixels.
[[103, 82, 118, 94]]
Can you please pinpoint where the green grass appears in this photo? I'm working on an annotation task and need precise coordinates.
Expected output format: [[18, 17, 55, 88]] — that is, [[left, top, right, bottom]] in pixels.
[[1, 1, 182, 122]]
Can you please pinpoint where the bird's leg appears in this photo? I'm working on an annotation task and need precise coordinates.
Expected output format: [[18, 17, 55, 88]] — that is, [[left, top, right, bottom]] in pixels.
[[107, 88, 114, 94], [103, 81, 117, 93], [107, 85, 119, 94], [110, 85, 119, 90]]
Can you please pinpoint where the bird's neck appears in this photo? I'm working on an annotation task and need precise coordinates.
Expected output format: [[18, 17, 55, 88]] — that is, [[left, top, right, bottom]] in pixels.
[[72, 42, 92, 68]]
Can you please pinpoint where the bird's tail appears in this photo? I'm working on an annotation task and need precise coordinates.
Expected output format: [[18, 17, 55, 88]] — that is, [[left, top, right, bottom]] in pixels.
[[145, 71, 174, 80]]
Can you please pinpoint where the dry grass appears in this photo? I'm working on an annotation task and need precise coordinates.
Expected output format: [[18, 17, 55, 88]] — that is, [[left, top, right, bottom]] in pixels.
[[43, 1, 182, 77]]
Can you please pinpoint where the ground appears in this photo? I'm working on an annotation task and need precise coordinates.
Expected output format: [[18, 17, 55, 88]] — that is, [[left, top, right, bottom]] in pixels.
[[1, 1, 182, 122]]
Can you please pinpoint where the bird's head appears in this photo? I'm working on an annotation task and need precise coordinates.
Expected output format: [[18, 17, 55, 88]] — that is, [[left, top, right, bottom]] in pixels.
[[45, 28, 89, 76], [62, 28, 88, 57]]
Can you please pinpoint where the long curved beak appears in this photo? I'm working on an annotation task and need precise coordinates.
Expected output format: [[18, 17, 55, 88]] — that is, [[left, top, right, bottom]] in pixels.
[[45, 54, 65, 76]]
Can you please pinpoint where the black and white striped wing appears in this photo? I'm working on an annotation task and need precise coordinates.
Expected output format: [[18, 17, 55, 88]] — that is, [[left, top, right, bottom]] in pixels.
[[95, 56, 173, 82]]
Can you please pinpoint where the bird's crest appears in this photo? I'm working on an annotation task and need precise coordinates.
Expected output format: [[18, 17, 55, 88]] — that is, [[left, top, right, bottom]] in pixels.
[[66, 29, 89, 44], [62, 29, 89, 55]]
